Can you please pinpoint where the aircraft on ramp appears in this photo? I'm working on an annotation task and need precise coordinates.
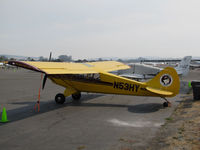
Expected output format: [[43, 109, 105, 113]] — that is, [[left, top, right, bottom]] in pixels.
[[7, 60, 180, 107], [190, 61, 200, 69], [119, 56, 192, 80]]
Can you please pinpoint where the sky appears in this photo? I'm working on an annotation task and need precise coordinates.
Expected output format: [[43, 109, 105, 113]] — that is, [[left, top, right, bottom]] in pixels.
[[1, 0, 200, 59]]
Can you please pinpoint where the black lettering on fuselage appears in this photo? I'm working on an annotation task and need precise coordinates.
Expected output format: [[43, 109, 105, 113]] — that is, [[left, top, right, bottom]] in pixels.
[[129, 84, 134, 91], [113, 81, 119, 89], [124, 83, 129, 90], [113, 81, 140, 92], [135, 84, 140, 92], [119, 82, 124, 89]]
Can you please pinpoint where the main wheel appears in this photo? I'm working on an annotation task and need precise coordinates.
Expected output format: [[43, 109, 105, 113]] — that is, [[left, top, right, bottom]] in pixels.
[[72, 92, 81, 101], [55, 93, 65, 104]]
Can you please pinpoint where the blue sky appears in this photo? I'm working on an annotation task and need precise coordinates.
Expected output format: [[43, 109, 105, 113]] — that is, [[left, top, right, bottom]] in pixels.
[[1, 0, 200, 59]]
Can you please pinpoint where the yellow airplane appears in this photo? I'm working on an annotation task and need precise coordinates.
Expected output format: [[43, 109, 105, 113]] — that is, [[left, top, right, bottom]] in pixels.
[[7, 60, 180, 107]]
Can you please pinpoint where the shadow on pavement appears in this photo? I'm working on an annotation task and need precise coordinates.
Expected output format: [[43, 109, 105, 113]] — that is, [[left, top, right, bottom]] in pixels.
[[128, 103, 163, 113], [71, 102, 164, 113], [0, 94, 103, 126], [1, 94, 165, 126]]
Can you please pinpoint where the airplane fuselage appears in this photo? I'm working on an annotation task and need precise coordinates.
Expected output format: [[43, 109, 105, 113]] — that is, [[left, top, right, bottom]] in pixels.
[[48, 73, 156, 97]]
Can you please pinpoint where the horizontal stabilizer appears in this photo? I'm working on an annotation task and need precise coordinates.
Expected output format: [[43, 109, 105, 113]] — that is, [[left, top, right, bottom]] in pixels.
[[146, 87, 173, 96]]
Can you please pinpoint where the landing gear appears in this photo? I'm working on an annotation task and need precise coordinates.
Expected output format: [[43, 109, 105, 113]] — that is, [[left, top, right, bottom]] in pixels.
[[163, 102, 169, 107], [72, 92, 81, 101], [55, 92, 81, 104], [55, 93, 66, 104], [162, 97, 171, 107]]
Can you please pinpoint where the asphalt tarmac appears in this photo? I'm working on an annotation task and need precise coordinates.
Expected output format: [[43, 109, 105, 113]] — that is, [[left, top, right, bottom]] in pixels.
[[0, 68, 196, 150]]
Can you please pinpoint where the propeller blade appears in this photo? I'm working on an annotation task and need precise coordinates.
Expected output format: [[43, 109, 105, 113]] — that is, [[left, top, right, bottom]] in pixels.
[[42, 74, 48, 90], [49, 52, 52, 62]]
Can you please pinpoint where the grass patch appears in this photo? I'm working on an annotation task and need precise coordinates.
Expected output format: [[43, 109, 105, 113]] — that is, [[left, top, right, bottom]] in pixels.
[[165, 117, 173, 121], [77, 146, 86, 150]]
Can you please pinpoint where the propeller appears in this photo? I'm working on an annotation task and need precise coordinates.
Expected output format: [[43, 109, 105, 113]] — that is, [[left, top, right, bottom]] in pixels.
[[42, 52, 52, 90], [42, 74, 48, 90], [49, 52, 52, 62]]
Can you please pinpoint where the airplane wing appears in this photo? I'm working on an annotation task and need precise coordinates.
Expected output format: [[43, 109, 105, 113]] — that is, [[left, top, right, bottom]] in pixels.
[[88, 61, 130, 72], [7, 61, 130, 74]]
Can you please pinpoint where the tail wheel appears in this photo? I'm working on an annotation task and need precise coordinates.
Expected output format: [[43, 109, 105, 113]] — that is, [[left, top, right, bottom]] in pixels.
[[163, 102, 171, 107], [163, 102, 168, 107], [72, 92, 81, 101], [55, 93, 65, 104]]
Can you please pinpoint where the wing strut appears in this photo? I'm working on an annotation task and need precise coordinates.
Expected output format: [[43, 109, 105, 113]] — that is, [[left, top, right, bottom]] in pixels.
[[34, 73, 43, 112]]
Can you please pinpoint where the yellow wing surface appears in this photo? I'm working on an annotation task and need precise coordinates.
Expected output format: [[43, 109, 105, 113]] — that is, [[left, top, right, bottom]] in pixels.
[[8, 61, 130, 74], [86, 61, 130, 72]]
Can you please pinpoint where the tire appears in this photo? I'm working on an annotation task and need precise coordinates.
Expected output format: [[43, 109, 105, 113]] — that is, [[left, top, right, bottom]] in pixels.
[[163, 102, 168, 107], [72, 93, 81, 101], [55, 93, 65, 104]]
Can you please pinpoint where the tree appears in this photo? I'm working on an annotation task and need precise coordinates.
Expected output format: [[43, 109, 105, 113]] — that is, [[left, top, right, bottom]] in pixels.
[[39, 56, 44, 61], [0, 56, 8, 61], [58, 55, 72, 62], [27, 57, 35, 61], [98, 58, 103, 61], [10, 58, 16, 61], [39, 56, 48, 61]]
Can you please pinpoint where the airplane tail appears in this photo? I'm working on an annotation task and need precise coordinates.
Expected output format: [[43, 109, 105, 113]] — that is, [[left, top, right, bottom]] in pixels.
[[176, 56, 192, 76], [146, 67, 180, 97]]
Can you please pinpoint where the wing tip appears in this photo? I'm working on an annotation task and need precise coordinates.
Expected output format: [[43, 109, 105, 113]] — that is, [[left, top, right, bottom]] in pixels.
[[8, 60, 45, 73]]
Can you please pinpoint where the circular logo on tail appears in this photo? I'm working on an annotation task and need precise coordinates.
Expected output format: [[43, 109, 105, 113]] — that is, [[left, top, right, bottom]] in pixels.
[[160, 74, 173, 87]]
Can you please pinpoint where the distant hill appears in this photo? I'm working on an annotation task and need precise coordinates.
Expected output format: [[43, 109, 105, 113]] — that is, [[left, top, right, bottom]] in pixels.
[[1, 54, 199, 62], [0, 54, 38, 60]]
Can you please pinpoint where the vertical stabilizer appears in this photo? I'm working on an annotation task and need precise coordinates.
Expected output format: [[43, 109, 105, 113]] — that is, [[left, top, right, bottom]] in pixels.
[[176, 56, 192, 76], [146, 67, 180, 97]]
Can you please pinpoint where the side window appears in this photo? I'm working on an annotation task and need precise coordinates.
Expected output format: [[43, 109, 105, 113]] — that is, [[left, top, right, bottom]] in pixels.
[[93, 73, 100, 80], [70, 73, 100, 81]]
